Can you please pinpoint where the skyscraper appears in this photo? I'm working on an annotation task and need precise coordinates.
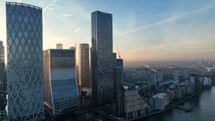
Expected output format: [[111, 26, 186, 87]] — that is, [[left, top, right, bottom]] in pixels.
[[76, 43, 90, 88], [91, 11, 113, 105], [113, 59, 123, 116], [44, 49, 79, 115], [6, 2, 44, 120], [0, 41, 5, 120]]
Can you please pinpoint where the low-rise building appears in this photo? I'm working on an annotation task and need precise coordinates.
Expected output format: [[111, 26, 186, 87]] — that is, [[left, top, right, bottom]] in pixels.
[[151, 93, 169, 110], [165, 90, 175, 103], [123, 86, 149, 119]]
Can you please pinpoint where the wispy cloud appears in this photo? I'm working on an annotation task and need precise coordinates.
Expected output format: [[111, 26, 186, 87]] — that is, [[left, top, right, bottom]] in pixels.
[[73, 28, 81, 34], [43, 0, 58, 13], [116, 4, 215, 36], [16, 0, 22, 2]]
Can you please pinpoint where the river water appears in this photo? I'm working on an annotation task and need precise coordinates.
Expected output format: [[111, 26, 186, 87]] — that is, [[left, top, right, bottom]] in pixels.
[[140, 86, 215, 121]]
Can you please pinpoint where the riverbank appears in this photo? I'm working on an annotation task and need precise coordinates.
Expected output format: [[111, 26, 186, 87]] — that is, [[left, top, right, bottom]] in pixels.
[[128, 86, 212, 121]]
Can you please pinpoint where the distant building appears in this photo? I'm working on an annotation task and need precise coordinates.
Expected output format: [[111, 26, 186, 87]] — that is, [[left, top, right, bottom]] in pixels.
[[70, 46, 76, 50], [149, 70, 157, 86], [174, 87, 183, 100], [6, 2, 44, 120], [44, 49, 79, 115], [0, 41, 5, 120], [165, 90, 175, 103], [203, 76, 212, 86], [173, 69, 179, 81], [151, 93, 169, 110], [76, 43, 90, 88], [123, 86, 149, 119], [56, 43, 63, 49], [183, 68, 189, 79], [91, 11, 114, 105], [157, 69, 163, 82]]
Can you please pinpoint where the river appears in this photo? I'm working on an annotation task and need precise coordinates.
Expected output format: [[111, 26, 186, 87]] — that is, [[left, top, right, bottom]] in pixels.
[[139, 86, 215, 121]]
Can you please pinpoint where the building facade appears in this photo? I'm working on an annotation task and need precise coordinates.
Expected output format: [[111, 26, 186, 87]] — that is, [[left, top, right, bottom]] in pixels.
[[123, 86, 149, 119], [152, 93, 169, 110], [76, 43, 90, 88], [44, 49, 79, 115], [91, 11, 114, 105], [113, 59, 124, 116], [6, 2, 44, 120], [0, 41, 5, 120]]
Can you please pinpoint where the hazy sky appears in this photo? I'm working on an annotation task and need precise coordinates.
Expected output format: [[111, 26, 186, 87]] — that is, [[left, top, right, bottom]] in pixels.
[[0, 0, 215, 61]]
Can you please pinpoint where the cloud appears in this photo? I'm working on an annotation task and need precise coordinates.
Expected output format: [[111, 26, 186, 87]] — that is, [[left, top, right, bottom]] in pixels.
[[63, 14, 73, 17], [43, 0, 58, 13], [16, 0, 22, 2], [73, 28, 81, 34], [116, 4, 215, 36]]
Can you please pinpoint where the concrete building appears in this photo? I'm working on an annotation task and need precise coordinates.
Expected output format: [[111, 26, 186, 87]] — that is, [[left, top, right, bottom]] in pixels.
[[91, 11, 114, 105], [56, 43, 63, 49], [152, 93, 169, 110], [76, 43, 90, 88], [174, 87, 183, 100], [6, 2, 44, 120], [0, 41, 5, 120], [165, 90, 175, 103], [44, 49, 79, 115], [123, 86, 149, 119]]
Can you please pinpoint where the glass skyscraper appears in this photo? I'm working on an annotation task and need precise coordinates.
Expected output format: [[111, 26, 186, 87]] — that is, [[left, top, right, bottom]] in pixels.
[[91, 11, 114, 105], [6, 2, 44, 120], [0, 41, 5, 120], [44, 49, 79, 115]]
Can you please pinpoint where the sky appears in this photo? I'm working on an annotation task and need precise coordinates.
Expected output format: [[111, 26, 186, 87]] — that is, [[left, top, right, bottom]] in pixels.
[[0, 0, 215, 61]]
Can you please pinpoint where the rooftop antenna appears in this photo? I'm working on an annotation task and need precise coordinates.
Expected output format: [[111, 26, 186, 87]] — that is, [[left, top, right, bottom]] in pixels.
[[117, 46, 121, 58]]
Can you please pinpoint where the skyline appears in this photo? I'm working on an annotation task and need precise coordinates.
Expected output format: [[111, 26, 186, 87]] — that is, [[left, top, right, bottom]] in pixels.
[[0, 0, 215, 61]]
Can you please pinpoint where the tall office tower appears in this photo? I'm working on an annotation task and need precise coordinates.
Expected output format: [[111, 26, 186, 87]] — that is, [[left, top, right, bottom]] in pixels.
[[157, 69, 163, 82], [0, 41, 5, 120], [116, 59, 123, 69], [91, 11, 113, 105], [6, 2, 44, 120], [56, 43, 63, 49], [113, 58, 123, 116], [44, 49, 79, 115], [76, 43, 90, 88], [173, 69, 179, 81]]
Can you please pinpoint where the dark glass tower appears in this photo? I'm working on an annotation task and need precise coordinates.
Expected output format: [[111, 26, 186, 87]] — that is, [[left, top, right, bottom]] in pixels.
[[6, 2, 44, 120], [0, 41, 5, 120], [91, 11, 113, 105]]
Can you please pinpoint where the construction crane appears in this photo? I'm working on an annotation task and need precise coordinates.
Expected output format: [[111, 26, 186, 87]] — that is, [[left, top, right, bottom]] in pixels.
[[117, 46, 121, 59]]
